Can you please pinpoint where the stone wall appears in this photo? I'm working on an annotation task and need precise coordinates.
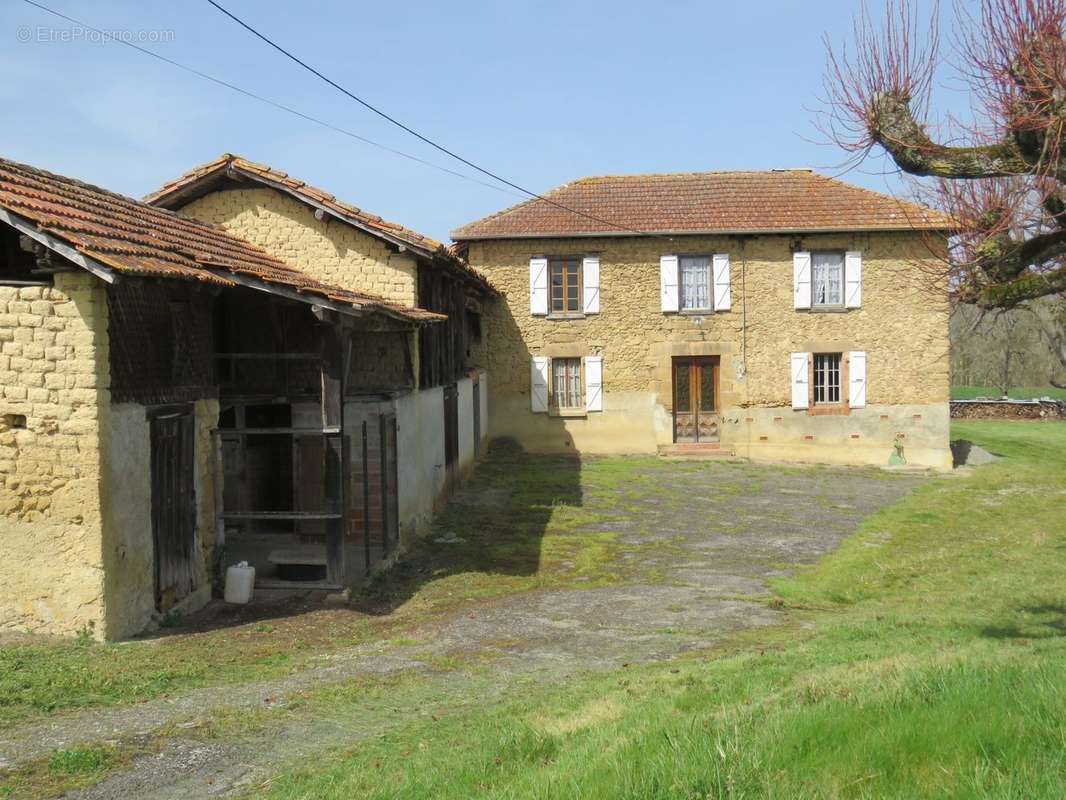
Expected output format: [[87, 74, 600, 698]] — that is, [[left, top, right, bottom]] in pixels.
[[467, 231, 952, 468], [0, 272, 110, 636], [180, 187, 418, 306]]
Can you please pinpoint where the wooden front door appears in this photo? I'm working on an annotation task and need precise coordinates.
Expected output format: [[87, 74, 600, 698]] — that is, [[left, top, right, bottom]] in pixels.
[[150, 408, 198, 611], [672, 357, 720, 443]]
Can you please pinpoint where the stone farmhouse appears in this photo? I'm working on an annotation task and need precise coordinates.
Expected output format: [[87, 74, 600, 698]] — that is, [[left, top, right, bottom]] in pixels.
[[452, 170, 953, 469], [0, 156, 952, 640], [0, 155, 492, 639]]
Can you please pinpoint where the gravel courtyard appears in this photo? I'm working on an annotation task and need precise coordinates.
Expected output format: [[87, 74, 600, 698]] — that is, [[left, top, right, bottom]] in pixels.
[[0, 449, 924, 798]]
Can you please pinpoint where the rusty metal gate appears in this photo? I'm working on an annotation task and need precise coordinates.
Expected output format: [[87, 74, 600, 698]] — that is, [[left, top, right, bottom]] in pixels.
[[150, 407, 198, 611]]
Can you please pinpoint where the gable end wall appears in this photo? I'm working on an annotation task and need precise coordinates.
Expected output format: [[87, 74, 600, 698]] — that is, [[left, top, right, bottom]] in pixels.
[[179, 187, 418, 306]]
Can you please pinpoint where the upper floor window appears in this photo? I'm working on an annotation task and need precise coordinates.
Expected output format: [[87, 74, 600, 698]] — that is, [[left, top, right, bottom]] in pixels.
[[679, 256, 712, 311], [812, 252, 844, 308], [549, 257, 582, 315], [660, 254, 730, 313]]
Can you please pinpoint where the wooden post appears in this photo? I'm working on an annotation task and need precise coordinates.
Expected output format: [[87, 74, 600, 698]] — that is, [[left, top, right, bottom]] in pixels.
[[321, 323, 346, 586], [379, 412, 389, 557], [362, 420, 371, 575]]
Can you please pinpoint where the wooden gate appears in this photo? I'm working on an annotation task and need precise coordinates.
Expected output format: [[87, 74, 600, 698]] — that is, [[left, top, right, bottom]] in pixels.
[[150, 408, 198, 611]]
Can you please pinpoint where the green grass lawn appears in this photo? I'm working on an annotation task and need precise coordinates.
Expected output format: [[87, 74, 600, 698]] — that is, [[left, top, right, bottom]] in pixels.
[[952, 385, 1066, 401], [252, 421, 1066, 799], [0, 444, 631, 726]]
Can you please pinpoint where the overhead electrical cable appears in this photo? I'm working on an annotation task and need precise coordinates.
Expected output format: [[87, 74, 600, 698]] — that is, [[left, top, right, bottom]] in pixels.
[[206, 0, 671, 239], [20, 0, 524, 198]]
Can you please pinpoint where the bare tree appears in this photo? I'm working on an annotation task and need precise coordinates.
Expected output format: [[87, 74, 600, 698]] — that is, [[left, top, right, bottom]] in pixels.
[[994, 312, 1028, 393], [823, 0, 1066, 310], [1028, 296, 1066, 385]]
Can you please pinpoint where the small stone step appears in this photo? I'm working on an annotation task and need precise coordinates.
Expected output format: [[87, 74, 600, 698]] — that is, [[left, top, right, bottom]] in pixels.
[[657, 444, 737, 459]]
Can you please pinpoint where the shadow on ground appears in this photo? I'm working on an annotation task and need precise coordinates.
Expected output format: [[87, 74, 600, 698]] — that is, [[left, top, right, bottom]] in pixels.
[[981, 603, 1066, 640], [155, 437, 581, 635]]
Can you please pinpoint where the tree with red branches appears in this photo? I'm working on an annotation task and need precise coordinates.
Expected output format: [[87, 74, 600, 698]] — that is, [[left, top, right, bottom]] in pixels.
[[823, 0, 1066, 312]]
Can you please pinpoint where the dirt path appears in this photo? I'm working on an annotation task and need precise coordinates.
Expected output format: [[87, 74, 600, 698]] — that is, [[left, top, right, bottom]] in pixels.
[[1, 459, 923, 798]]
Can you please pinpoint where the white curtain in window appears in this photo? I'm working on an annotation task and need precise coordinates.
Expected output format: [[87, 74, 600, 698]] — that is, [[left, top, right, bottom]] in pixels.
[[812, 253, 843, 306], [679, 256, 711, 310]]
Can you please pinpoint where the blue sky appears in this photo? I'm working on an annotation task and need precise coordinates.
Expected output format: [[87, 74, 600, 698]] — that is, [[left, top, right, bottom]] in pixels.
[[4, 0, 961, 241]]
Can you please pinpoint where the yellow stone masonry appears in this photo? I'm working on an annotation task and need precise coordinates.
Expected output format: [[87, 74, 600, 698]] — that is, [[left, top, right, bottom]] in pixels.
[[468, 231, 951, 467], [472, 232, 948, 403], [181, 187, 418, 306], [0, 271, 110, 636]]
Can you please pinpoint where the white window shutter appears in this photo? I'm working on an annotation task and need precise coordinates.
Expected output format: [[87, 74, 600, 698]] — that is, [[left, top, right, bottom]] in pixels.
[[529, 257, 548, 316], [712, 253, 731, 311], [531, 357, 549, 413], [583, 256, 600, 314], [848, 351, 867, 408], [585, 355, 603, 412], [793, 251, 811, 309], [845, 251, 862, 308], [791, 352, 809, 409], [660, 255, 679, 312]]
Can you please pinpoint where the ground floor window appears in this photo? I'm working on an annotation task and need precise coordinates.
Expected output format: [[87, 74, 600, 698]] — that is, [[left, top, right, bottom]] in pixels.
[[551, 357, 583, 410], [813, 353, 842, 405]]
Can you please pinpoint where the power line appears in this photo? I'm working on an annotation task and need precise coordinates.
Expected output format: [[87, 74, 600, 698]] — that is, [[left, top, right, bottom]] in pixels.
[[206, 0, 669, 240], [19, 0, 523, 199]]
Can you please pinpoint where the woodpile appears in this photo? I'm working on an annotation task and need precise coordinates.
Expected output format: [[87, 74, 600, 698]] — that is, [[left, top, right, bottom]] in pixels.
[[950, 399, 1066, 420]]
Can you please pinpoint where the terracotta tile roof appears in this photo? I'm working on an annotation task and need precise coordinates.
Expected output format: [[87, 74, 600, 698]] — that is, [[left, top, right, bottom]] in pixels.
[[145, 154, 495, 294], [0, 157, 443, 324], [450, 170, 953, 240]]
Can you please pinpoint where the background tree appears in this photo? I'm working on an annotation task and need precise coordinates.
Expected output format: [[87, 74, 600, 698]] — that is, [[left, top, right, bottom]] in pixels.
[[950, 298, 1066, 391], [823, 0, 1066, 312]]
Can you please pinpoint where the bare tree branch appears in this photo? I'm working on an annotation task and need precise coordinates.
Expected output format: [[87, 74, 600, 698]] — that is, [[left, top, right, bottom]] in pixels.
[[823, 0, 1066, 309], [869, 92, 1035, 177]]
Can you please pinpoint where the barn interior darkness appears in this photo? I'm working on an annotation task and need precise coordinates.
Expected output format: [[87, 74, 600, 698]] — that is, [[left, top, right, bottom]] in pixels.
[[108, 280, 403, 597]]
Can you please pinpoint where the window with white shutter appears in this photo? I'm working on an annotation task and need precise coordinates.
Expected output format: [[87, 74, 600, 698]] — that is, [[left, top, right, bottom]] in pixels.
[[531, 356, 549, 412], [793, 251, 811, 310], [848, 350, 867, 407], [584, 356, 603, 412], [791, 352, 809, 409], [582, 256, 600, 314], [660, 255, 679, 312], [845, 251, 863, 308], [712, 253, 731, 311], [529, 257, 548, 316]]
